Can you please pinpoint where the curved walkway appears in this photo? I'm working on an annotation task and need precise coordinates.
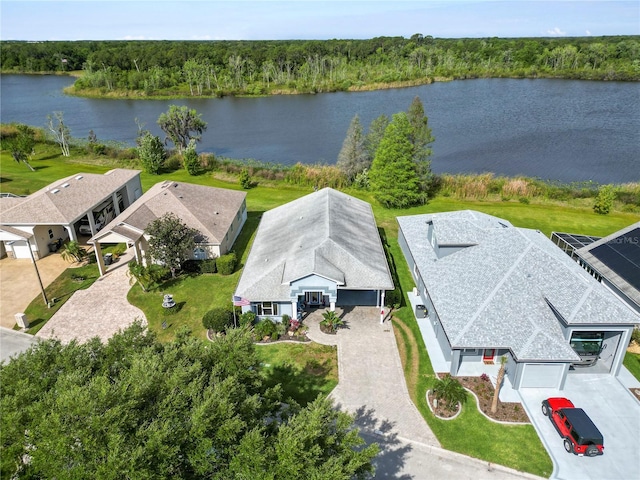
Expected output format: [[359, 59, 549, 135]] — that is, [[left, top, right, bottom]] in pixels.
[[37, 253, 146, 344], [305, 307, 544, 480]]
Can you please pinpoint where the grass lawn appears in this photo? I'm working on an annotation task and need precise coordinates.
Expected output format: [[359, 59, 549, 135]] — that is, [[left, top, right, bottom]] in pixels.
[[623, 352, 640, 382], [22, 262, 100, 335], [255, 342, 338, 406]]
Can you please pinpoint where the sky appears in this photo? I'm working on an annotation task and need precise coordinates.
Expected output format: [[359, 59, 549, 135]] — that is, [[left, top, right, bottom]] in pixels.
[[1, 0, 638, 41]]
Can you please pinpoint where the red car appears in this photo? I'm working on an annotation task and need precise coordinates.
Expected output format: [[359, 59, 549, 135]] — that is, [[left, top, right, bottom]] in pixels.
[[541, 397, 604, 457]]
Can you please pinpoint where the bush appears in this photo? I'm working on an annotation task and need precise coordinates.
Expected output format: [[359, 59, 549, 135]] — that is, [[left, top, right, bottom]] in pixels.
[[385, 289, 401, 309], [631, 327, 640, 345], [254, 318, 277, 339], [202, 308, 234, 332], [201, 258, 217, 273], [182, 259, 201, 274], [281, 314, 291, 331], [217, 252, 237, 275], [239, 168, 252, 189], [594, 184, 615, 214], [320, 310, 344, 333], [239, 311, 256, 328]]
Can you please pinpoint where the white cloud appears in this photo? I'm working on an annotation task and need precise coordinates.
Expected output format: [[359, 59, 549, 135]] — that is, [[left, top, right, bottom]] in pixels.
[[121, 35, 154, 40], [586, 30, 592, 36], [547, 27, 567, 36]]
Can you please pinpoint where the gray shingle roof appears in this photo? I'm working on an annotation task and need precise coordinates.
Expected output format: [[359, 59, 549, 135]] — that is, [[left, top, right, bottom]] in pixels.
[[398, 210, 639, 362], [0, 169, 140, 225], [236, 188, 394, 301], [91, 181, 246, 245]]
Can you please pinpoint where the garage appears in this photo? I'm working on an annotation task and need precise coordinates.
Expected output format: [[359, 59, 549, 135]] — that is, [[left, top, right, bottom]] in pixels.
[[9, 240, 32, 259], [336, 289, 378, 306], [520, 363, 566, 389]]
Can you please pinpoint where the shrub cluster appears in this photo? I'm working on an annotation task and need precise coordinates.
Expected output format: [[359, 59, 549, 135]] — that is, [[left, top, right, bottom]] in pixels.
[[217, 252, 237, 275], [202, 308, 234, 332]]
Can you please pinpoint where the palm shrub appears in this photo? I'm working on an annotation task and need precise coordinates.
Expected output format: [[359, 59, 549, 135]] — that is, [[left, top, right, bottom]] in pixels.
[[60, 240, 87, 263], [320, 310, 345, 333], [202, 308, 234, 333], [432, 374, 467, 410], [239, 311, 256, 328]]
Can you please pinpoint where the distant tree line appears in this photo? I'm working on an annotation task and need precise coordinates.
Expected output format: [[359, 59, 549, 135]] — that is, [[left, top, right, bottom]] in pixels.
[[1, 35, 638, 97]]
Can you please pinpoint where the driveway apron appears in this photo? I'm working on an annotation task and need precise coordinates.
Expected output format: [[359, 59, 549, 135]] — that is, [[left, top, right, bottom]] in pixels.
[[37, 255, 146, 344], [519, 373, 640, 480]]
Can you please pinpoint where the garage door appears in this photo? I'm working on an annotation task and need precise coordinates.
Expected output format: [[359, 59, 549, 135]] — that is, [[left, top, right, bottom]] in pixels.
[[336, 290, 377, 306], [520, 363, 565, 389], [11, 241, 32, 259]]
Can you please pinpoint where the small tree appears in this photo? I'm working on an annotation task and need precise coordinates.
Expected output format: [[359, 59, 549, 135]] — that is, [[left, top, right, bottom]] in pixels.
[[46, 111, 71, 157], [491, 356, 508, 414], [136, 130, 166, 175], [364, 114, 389, 162], [145, 213, 200, 277], [3, 124, 36, 171], [157, 105, 207, 155], [183, 139, 201, 175], [254, 318, 277, 339], [217, 252, 237, 275], [202, 308, 234, 332], [432, 374, 467, 410], [239, 168, 252, 189], [239, 311, 256, 328], [407, 96, 435, 191], [593, 184, 615, 214], [60, 241, 87, 263]]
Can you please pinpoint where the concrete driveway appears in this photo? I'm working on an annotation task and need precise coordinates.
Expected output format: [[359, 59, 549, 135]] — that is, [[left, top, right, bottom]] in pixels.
[[519, 372, 640, 480], [0, 326, 40, 364], [36, 252, 146, 344], [305, 307, 543, 480], [0, 254, 70, 328]]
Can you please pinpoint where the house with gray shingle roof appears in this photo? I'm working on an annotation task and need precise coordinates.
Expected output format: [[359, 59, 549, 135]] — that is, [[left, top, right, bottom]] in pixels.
[[89, 181, 246, 276], [398, 210, 639, 391], [0, 169, 142, 260], [234, 188, 394, 320]]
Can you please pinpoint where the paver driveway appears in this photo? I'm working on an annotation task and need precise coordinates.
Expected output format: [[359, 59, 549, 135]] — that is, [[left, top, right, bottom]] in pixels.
[[305, 307, 543, 480], [37, 254, 146, 344]]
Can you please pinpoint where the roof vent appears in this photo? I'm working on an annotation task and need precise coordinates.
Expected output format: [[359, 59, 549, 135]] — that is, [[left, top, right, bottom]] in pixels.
[[61, 183, 70, 188], [214, 211, 219, 215], [51, 189, 60, 194], [75, 175, 83, 180]]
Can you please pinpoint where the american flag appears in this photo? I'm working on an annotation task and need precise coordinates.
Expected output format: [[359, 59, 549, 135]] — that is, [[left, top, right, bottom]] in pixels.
[[232, 295, 250, 306]]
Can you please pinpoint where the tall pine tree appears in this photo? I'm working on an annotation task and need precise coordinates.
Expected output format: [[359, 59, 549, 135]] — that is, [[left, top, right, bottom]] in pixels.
[[369, 112, 424, 208], [336, 114, 368, 181], [407, 96, 435, 191]]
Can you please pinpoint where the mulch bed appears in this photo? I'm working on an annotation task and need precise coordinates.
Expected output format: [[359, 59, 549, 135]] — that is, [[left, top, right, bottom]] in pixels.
[[630, 387, 640, 402], [426, 390, 460, 418], [456, 375, 530, 423], [319, 324, 338, 335], [254, 332, 310, 344]]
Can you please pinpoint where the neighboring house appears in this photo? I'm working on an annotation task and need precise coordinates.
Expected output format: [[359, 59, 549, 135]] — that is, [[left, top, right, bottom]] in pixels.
[[397, 210, 639, 391], [90, 181, 247, 276], [0, 169, 142, 260], [234, 188, 394, 320], [551, 222, 640, 315]]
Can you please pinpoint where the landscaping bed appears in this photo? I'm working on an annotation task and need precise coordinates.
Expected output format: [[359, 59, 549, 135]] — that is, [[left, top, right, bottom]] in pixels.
[[426, 389, 461, 419], [457, 375, 530, 423]]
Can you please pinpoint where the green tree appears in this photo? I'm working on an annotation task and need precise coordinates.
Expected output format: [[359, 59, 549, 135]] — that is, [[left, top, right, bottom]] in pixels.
[[239, 168, 252, 189], [406, 96, 435, 190], [60, 240, 87, 263], [0, 324, 377, 479], [491, 356, 508, 414], [157, 105, 207, 154], [136, 130, 166, 174], [202, 308, 234, 332], [364, 114, 389, 162], [182, 138, 200, 175], [369, 112, 424, 208], [46, 111, 70, 157], [337, 114, 369, 182], [593, 184, 615, 214], [145, 213, 200, 277], [2, 124, 36, 171]]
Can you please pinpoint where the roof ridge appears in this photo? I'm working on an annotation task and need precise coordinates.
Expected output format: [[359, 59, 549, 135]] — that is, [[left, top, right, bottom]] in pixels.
[[453, 242, 534, 345]]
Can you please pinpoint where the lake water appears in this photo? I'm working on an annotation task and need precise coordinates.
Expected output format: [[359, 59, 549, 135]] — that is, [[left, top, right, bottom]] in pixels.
[[1, 74, 638, 184]]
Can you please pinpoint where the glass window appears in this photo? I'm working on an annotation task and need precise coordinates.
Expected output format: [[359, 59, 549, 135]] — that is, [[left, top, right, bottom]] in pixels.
[[48, 229, 54, 239], [257, 302, 278, 316]]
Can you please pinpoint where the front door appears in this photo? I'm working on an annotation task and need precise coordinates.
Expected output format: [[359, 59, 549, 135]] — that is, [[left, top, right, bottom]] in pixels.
[[483, 349, 495, 363], [305, 291, 323, 305]]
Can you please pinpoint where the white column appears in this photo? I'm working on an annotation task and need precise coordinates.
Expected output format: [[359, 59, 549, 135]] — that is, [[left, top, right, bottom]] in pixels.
[[291, 300, 297, 318], [65, 225, 77, 242], [94, 242, 106, 276], [380, 290, 385, 308], [330, 301, 335, 311]]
